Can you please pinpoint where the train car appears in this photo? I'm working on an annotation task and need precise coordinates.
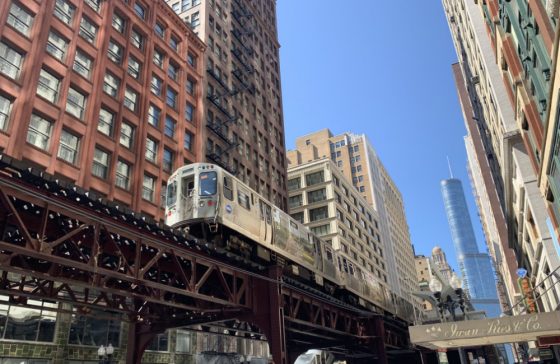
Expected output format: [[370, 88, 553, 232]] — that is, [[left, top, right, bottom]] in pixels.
[[165, 163, 400, 317], [165, 163, 338, 288]]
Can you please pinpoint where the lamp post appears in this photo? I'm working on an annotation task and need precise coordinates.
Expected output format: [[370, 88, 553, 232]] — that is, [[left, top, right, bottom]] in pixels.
[[98, 345, 106, 364], [106, 343, 114, 363], [429, 273, 468, 364]]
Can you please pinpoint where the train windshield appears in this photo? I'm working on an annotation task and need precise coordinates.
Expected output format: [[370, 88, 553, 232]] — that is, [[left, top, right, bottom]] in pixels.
[[166, 181, 177, 206], [199, 171, 217, 196]]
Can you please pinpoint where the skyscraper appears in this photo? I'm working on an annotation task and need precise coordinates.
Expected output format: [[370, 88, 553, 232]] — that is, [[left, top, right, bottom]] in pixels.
[[287, 129, 418, 311], [441, 178, 501, 318], [167, 0, 289, 211]]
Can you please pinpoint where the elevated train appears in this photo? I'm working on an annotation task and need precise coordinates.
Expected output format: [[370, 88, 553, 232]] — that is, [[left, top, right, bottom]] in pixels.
[[165, 163, 413, 321]]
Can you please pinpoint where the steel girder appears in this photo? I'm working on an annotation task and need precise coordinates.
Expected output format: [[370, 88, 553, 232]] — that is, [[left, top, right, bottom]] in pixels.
[[0, 156, 412, 363]]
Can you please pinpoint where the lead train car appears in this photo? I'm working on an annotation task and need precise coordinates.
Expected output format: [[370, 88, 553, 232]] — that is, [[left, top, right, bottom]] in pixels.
[[165, 163, 399, 316]]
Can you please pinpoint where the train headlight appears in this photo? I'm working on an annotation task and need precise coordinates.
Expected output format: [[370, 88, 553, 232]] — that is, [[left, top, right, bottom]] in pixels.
[[199, 201, 204, 207]]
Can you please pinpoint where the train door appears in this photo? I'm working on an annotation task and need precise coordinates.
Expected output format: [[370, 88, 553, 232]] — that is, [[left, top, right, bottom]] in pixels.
[[180, 175, 195, 221], [259, 199, 273, 245]]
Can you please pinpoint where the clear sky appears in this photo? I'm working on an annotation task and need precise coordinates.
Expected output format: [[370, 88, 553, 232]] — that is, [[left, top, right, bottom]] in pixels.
[[276, 0, 487, 272]]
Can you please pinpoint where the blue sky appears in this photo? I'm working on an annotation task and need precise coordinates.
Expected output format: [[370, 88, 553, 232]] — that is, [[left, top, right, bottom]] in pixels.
[[277, 1, 487, 272]]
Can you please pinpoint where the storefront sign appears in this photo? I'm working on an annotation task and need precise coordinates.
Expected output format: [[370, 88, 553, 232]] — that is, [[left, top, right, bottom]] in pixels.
[[410, 311, 560, 349]]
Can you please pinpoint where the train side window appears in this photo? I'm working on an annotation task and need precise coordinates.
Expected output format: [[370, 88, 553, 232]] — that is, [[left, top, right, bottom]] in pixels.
[[182, 177, 194, 197], [289, 221, 298, 230], [166, 181, 177, 206], [259, 200, 265, 220], [223, 176, 233, 200], [265, 204, 271, 223], [238, 190, 250, 210]]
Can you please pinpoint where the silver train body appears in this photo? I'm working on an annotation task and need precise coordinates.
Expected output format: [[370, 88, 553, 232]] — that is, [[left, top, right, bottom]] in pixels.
[[165, 163, 411, 319]]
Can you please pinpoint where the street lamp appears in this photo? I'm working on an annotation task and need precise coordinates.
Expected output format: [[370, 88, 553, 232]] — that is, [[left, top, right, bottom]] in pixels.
[[98, 345, 106, 364], [429, 274, 466, 321], [106, 343, 114, 363]]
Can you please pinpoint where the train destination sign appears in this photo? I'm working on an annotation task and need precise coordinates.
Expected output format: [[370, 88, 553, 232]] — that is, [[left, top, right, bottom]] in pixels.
[[409, 311, 560, 349]]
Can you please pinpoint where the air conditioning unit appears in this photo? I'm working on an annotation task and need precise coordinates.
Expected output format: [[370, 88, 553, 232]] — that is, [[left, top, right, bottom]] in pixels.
[[471, 75, 480, 84]]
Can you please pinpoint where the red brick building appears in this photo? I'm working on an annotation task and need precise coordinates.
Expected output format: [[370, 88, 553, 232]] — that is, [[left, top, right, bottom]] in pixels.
[[0, 0, 205, 221]]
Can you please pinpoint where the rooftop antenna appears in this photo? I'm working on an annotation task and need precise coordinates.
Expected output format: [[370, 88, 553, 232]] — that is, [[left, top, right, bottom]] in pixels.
[[447, 156, 454, 178]]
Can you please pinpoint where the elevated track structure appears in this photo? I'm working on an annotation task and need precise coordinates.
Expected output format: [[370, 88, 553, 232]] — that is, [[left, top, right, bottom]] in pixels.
[[0, 155, 413, 363]]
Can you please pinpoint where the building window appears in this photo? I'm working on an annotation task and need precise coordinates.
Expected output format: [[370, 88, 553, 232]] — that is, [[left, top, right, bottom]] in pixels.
[[54, 0, 75, 25], [145, 137, 158, 163], [131, 28, 144, 50], [287, 177, 300, 191], [46, 31, 68, 62], [172, 2, 180, 12], [107, 40, 123, 64], [73, 49, 92, 79], [187, 52, 196, 68], [170, 36, 179, 51], [155, 22, 165, 38], [182, 0, 191, 11], [27, 114, 52, 150], [85, 0, 101, 12], [68, 310, 120, 347], [307, 188, 327, 203], [124, 88, 138, 111], [184, 131, 193, 150], [103, 73, 120, 97], [184, 102, 194, 122], [291, 212, 304, 223], [168, 62, 178, 81], [288, 194, 302, 209], [0, 300, 57, 342], [120, 122, 134, 149], [164, 116, 176, 137], [310, 224, 330, 236], [309, 206, 328, 222], [151, 75, 163, 96], [190, 11, 200, 28], [98, 108, 114, 137], [115, 160, 131, 190], [166, 88, 178, 109], [186, 77, 196, 95], [79, 17, 97, 44], [66, 87, 87, 120], [58, 129, 80, 164], [128, 56, 141, 80], [305, 171, 324, 186], [153, 49, 164, 67], [7, 2, 34, 36], [147, 105, 160, 127], [0, 96, 12, 131], [36, 69, 60, 103], [0, 42, 24, 80], [163, 148, 174, 172], [143, 174, 155, 201], [112, 12, 126, 33], [92, 147, 110, 179], [134, 3, 146, 19]]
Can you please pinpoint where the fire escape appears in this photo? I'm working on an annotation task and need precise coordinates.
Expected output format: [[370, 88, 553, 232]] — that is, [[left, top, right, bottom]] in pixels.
[[205, 0, 256, 176]]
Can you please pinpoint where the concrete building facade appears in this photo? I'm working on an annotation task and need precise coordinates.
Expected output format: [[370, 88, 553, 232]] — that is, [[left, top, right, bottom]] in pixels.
[[287, 129, 419, 311], [166, 0, 288, 211], [287, 159, 389, 291], [443, 0, 560, 314]]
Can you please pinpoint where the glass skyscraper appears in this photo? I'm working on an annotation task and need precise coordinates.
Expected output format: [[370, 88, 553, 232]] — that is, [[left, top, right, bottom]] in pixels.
[[441, 178, 501, 318]]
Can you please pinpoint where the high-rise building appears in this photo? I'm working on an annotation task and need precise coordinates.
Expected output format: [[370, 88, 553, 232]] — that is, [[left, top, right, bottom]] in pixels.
[[287, 159, 390, 303], [415, 254, 435, 311], [443, 0, 560, 313], [0, 0, 205, 222], [0, 1, 273, 362], [287, 129, 418, 310], [441, 178, 502, 318], [431, 246, 453, 284], [167, 0, 288, 211]]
